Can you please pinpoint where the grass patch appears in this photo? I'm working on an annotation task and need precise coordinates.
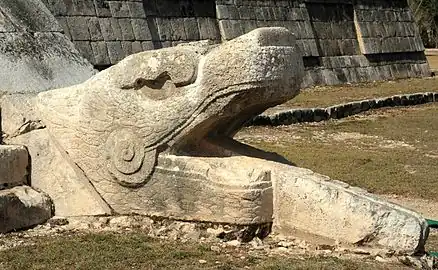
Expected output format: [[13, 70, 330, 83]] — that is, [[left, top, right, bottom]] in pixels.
[[426, 233, 438, 253], [281, 77, 438, 109], [238, 104, 438, 199], [427, 55, 438, 70], [0, 232, 407, 270]]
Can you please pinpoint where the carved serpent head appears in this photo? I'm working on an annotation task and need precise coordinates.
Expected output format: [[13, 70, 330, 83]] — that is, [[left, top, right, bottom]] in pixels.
[[37, 27, 304, 188]]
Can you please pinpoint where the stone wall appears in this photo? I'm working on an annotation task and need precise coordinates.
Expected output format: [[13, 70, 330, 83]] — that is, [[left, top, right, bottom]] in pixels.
[[41, 0, 430, 85], [214, 0, 430, 87], [0, 0, 95, 93], [42, 0, 220, 67]]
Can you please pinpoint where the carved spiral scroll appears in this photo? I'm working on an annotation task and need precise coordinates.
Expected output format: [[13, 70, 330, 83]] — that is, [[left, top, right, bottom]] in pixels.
[[106, 129, 156, 188]]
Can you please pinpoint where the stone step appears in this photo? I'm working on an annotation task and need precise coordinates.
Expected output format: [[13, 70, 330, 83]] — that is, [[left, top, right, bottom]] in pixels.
[[0, 145, 29, 190]]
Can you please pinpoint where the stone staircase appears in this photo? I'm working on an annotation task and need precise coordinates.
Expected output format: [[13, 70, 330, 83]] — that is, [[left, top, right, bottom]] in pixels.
[[0, 133, 53, 233]]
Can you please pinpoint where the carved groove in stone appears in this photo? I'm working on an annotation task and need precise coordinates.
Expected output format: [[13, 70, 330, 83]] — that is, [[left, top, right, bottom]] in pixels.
[[106, 129, 156, 188]]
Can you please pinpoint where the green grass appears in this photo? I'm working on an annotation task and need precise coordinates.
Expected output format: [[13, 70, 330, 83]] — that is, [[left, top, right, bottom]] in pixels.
[[238, 104, 438, 199], [0, 232, 407, 270]]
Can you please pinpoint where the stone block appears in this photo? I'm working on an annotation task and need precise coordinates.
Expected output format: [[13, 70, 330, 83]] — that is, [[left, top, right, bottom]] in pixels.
[[216, 4, 238, 19], [56, 17, 71, 40], [73, 41, 95, 64], [307, 40, 319, 56], [131, 19, 152, 40], [282, 21, 299, 38], [91, 41, 110, 65], [262, 6, 276, 20], [218, 19, 243, 40], [254, 6, 265, 21], [320, 39, 341, 56], [118, 18, 135, 40], [0, 93, 44, 139], [301, 7, 310, 21], [68, 0, 96, 16], [340, 39, 360, 55], [272, 161, 428, 254], [313, 22, 330, 39], [0, 186, 53, 233], [0, 145, 28, 189], [141, 40, 154, 51], [184, 18, 200, 40], [170, 18, 187, 41], [301, 21, 314, 39], [239, 6, 257, 20], [131, 41, 143, 54], [198, 17, 220, 40], [9, 130, 111, 216], [286, 7, 301, 21], [99, 17, 122, 41], [67, 17, 90, 40], [121, 41, 133, 57], [240, 20, 258, 34], [93, 0, 112, 17], [156, 18, 172, 41], [109, 1, 130, 18], [43, 0, 68, 16], [88, 17, 103, 41], [107, 41, 124, 64], [127, 1, 146, 18], [160, 41, 172, 48]]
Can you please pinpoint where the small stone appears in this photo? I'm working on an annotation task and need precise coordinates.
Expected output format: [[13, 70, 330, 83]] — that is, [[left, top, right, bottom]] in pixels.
[[375, 256, 388, 263], [206, 227, 224, 238], [198, 259, 207, 264], [47, 217, 69, 227], [352, 248, 371, 255], [297, 240, 309, 249], [226, 240, 241, 247], [210, 245, 221, 252], [278, 241, 294, 248], [250, 237, 264, 249], [316, 244, 334, 251]]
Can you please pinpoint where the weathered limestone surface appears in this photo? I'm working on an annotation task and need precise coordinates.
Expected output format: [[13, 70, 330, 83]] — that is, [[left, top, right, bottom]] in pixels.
[[9, 129, 112, 217], [271, 162, 428, 254], [0, 145, 29, 189], [35, 27, 303, 222], [0, 94, 43, 139], [0, 186, 53, 233], [0, 0, 95, 93], [11, 28, 428, 253]]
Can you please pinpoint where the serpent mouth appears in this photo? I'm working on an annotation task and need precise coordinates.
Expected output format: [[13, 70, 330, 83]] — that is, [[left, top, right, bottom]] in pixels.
[[165, 83, 296, 166], [158, 27, 303, 159]]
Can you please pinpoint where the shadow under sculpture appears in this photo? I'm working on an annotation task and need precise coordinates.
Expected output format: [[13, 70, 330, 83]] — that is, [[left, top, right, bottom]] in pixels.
[[33, 28, 428, 254]]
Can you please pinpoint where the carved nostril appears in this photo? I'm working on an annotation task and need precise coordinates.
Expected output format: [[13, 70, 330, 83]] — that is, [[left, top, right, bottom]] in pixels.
[[135, 78, 147, 88]]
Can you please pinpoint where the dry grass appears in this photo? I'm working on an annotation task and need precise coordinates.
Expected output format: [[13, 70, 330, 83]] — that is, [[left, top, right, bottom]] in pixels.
[[279, 77, 438, 110], [427, 55, 438, 70], [0, 232, 405, 270], [238, 104, 438, 200]]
